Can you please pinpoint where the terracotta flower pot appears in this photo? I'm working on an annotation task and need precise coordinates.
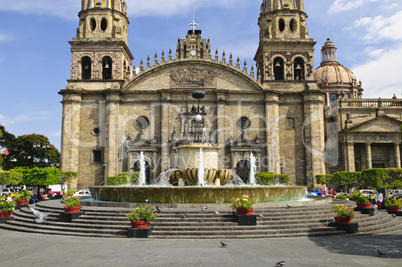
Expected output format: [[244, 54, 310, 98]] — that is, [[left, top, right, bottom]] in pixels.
[[0, 211, 12, 217], [236, 208, 254, 215], [387, 207, 401, 212], [334, 216, 352, 224], [356, 202, 371, 209], [64, 206, 82, 213], [16, 200, 29, 205], [130, 221, 150, 228]]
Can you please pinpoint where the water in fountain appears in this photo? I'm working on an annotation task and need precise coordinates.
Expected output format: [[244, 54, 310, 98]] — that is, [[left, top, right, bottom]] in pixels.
[[139, 151, 146, 185], [155, 168, 179, 186], [198, 148, 205, 186], [249, 152, 256, 185]]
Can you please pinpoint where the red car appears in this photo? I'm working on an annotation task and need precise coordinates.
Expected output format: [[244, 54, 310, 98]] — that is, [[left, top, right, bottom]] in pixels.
[[326, 190, 337, 197]]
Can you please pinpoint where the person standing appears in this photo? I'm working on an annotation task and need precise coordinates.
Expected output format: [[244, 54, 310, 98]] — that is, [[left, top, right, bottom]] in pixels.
[[321, 183, 327, 197], [375, 192, 383, 211]]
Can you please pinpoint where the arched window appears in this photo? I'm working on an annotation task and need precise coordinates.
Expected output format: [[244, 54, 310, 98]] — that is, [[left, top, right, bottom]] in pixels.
[[102, 56, 112, 80], [273, 57, 284, 80], [294, 57, 305, 81], [81, 56, 91, 80]]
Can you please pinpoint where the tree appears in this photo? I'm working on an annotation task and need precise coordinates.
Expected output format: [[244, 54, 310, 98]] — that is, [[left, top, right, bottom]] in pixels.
[[12, 167, 60, 186], [0, 126, 59, 170]]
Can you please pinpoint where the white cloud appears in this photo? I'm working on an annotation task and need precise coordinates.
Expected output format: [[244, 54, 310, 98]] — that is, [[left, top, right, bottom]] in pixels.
[[352, 45, 402, 98], [329, 0, 380, 14], [353, 11, 402, 43], [0, 33, 13, 43]]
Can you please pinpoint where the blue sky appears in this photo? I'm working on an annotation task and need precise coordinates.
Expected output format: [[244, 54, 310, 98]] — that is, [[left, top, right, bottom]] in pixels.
[[0, 0, 401, 151]]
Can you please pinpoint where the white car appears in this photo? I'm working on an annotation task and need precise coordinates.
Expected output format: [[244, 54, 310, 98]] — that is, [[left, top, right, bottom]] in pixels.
[[73, 189, 91, 197], [359, 189, 377, 196]]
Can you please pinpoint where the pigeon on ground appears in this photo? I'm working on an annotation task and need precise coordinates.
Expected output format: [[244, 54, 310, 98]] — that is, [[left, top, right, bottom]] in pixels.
[[215, 211, 220, 215], [220, 242, 227, 248], [201, 206, 207, 211], [181, 214, 187, 219], [286, 205, 291, 208], [259, 214, 264, 218], [377, 249, 386, 257], [155, 206, 161, 214], [276, 261, 286, 266], [198, 218, 204, 223], [29, 207, 50, 224], [392, 214, 396, 218]]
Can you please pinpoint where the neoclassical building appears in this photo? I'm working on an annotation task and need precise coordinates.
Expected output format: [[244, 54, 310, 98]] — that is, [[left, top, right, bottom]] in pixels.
[[59, 0, 402, 190]]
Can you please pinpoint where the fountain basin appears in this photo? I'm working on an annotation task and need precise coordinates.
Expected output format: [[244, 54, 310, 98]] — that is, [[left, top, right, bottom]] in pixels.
[[89, 186, 306, 204]]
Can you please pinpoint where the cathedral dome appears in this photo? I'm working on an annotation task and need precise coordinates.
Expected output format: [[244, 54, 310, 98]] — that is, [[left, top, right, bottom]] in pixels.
[[314, 39, 357, 86]]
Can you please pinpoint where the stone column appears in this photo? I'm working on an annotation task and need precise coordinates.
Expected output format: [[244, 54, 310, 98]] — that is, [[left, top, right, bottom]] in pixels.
[[105, 92, 120, 179], [265, 92, 280, 174], [60, 92, 82, 190], [346, 142, 355, 172], [365, 143, 372, 169], [395, 143, 401, 168], [303, 89, 326, 189], [216, 93, 227, 169], [160, 92, 171, 172]]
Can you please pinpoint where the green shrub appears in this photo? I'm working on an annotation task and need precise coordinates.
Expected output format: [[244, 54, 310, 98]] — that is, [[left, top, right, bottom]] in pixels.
[[255, 172, 289, 185], [336, 194, 347, 200], [316, 174, 332, 185], [330, 171, 362, 189], [0, 171, 23, 185], [106, 172, 139, 186], [12, 167, 60, 186], [385, 198, 402, 208]]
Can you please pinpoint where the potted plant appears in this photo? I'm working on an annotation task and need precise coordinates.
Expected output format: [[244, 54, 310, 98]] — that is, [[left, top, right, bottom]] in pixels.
[[126, 205, 158, 228], [385, 198, 402, 212], [350, 191, 371, 208], [14, 189, 31, 205], [0, 196, 16, 217], [230, 195, 256, 215], [62, 196, 81, 213], [330, 204, 355, 223]]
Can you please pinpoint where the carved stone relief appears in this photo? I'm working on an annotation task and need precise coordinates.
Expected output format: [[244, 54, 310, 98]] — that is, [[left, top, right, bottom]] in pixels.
[[170, 68, 217, 88]]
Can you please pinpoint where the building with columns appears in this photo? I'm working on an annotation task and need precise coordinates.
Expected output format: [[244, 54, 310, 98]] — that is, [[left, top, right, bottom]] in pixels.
[[59, 0, 401, 190]]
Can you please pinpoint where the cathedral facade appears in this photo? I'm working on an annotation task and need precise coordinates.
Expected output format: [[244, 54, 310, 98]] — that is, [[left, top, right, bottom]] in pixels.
[[59, 0, 402, 190]]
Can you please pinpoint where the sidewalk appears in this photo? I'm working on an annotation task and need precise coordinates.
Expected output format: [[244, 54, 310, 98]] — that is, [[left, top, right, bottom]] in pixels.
[[1, 228, 401, 266]]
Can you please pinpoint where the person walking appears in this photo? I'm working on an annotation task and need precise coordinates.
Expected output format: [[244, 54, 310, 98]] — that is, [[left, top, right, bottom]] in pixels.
[[375, 192, 383, 211], [321, 183, 327, 197]]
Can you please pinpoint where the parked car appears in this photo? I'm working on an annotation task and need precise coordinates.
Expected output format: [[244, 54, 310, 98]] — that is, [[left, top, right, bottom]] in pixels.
[[1, 188, 15, 196], [73, 189, 91, 197], [391, 190, 402, 197], [326, 190, 337, 196]]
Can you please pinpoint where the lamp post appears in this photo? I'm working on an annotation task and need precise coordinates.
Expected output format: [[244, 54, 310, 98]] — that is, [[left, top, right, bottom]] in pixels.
[[33, 142, 50, 167]]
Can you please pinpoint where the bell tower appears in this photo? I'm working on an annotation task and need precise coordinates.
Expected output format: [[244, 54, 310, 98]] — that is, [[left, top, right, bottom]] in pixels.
[[69, 0, 133, 83], [255, 0, 315, 84]]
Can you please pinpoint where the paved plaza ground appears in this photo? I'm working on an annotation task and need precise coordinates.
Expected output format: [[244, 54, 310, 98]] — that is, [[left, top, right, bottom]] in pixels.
[[1, 228, 401, 266]]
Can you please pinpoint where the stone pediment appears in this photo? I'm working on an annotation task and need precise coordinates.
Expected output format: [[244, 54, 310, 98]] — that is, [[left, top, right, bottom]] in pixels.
[[347, 115, 402, 133]]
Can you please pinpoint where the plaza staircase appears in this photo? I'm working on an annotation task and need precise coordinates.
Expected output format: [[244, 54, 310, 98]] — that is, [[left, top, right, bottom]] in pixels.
[[1, 200, 401, 239]]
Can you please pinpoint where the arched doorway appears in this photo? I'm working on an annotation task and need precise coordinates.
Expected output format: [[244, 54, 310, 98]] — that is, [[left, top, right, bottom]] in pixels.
[[133, 160, 151, 185], [236, 160, 250, 184]]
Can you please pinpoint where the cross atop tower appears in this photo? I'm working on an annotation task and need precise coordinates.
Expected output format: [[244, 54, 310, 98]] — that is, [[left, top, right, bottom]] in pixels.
[[189, 9, 198, 33]]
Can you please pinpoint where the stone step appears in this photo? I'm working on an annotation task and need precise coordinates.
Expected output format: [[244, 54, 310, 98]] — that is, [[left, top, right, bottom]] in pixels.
[[0, 223, 124, 238], [3, 219, 127, 236]]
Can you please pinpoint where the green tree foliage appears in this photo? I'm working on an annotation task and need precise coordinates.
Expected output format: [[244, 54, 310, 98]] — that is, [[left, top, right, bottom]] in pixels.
[[315, 174, 333, 185], [0, 125, 59, 170], [0, 171, 23, 185], [330, 171, 362, 190], [362, 168, 402, 189], [59, 171, 78, 184], [255, 172, 290, 185], [12, 167, 60, 186]]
